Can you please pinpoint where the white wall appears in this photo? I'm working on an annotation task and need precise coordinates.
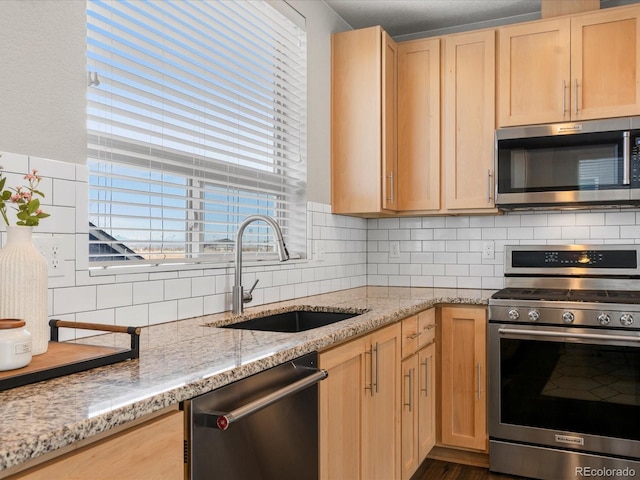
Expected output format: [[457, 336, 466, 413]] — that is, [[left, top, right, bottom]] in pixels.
[[0, 1, 86, 164]]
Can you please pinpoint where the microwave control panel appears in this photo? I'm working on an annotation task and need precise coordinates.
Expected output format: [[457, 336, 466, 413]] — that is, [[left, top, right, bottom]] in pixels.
[[633, 135, 640, 186]]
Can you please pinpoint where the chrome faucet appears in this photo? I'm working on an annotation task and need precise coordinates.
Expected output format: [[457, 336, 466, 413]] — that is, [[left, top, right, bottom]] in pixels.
[[232, 215, 289, 314]]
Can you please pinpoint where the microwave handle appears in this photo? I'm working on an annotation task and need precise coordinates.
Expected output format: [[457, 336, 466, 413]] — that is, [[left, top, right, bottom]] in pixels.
[[624, 131, 630, 185]]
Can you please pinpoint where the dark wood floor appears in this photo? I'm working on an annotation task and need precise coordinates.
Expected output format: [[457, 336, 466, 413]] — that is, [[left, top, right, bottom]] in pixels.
[[412, 459, 527, 480]]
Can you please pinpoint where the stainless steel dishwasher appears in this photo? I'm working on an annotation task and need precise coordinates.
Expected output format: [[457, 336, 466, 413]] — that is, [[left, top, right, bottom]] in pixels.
[[184, 352, 327, 480]]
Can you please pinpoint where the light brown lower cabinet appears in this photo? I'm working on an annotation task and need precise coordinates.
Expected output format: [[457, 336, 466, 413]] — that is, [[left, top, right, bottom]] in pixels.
[[319, 322, 401, 480], [438, 306, 487, 452], [401, 342, 436, 480], [7, 409, 184, 480]]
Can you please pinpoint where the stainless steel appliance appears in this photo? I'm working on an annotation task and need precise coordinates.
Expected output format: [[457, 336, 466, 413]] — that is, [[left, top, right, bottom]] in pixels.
[[185, 352, 327, 480], [489, 244, 640, 480], [495, 117, 640, 209]]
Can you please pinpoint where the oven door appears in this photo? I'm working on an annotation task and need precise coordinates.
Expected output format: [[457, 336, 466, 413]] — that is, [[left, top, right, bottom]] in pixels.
[[489, 322, 640, 459]]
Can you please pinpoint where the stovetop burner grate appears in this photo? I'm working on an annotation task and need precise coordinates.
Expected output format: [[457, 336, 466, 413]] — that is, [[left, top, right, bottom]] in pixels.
[[491, 288, 640, 304]]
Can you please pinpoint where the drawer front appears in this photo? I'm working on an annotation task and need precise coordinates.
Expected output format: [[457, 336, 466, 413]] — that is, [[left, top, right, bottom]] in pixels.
[[401, 315, 419, 358], [417, 309, 435, 349]]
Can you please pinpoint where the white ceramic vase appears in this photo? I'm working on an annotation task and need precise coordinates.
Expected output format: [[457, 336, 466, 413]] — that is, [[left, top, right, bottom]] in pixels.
[[0, 226, 49, 355]]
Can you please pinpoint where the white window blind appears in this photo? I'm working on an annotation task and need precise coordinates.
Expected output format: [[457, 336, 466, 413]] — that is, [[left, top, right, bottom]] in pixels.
[[87, 0, 307, 266]]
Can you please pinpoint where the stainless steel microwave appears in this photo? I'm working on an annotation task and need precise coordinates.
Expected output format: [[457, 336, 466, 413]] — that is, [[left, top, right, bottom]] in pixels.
[[495, 117, 640, 209]]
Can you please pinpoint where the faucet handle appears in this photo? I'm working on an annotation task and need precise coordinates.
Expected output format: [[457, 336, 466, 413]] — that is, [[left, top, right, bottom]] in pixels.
[[243, 278, 260, 304]]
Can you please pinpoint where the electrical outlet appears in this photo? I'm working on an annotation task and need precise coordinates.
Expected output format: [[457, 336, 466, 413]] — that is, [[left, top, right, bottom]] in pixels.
[[389, 241, 400, 259], [482, 240, 495, 260], [33, 237, 64, 277]]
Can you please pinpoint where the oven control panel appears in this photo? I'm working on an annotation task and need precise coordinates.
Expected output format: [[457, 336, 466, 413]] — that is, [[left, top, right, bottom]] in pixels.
[[504, 244, 640, 276], [490, 302, 639, 330]]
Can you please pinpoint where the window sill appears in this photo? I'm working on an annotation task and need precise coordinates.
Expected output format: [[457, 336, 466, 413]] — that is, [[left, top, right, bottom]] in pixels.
[[88, 255, 307, 277]]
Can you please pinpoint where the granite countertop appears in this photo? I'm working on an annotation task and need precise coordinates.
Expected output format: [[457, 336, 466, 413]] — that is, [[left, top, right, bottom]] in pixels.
[[0, 286, 492, 476]]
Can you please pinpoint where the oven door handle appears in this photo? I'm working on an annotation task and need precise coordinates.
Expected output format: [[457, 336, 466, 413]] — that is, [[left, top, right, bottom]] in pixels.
[[498, 327, 640, 344]]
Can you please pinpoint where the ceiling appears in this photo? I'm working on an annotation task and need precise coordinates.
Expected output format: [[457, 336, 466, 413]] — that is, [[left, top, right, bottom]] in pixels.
[[323, 0, 635, 39]]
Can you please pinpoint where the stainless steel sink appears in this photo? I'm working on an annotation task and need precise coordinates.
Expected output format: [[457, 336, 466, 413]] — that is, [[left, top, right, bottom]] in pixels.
[[221, 309, 362, 333]]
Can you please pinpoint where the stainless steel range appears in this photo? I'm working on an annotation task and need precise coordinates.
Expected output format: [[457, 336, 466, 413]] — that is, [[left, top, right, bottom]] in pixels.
[[489, 244, 640, 480]]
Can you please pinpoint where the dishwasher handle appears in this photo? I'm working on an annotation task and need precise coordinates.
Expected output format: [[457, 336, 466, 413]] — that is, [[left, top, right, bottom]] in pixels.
[[207, 368, 328, 431]]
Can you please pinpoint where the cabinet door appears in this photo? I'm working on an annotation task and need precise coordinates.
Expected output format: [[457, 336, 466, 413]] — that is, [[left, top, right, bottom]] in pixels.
[[397, 38, 440, 211], [331, 27, 383, 214], [401, 354, 420, 480], [442, 30, 497, 211], [319, 335, 367, 480], [572, 6, 640, 120], [362, 323, 401, 480], [383, 31, 399, 211], [439, 306, 487, 451], [418, 342, 436, 461], [12, 410, 184, 480], [498, 19, 571, 126]]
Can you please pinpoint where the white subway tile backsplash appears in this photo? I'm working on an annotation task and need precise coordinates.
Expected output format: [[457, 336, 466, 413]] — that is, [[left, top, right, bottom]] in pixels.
[[178, 297, 204, 319], [54, 286, 97, 315], [133, 280, 165, 304], [96, 283, 133, 309], [164, 278, 192, 300], [533, 226, 562, 239], [53, 179, 76, 207], [0, 151, 29, 169], [30, 156, 76, 180], [590, 226, 620, 239], [507, 227, 535, 240], [115, 304, 148, 327], [149, 301, 178, 325], [606, 212, 636, 225], [365, 207, 640, 289], [576, 212, 605, 225]]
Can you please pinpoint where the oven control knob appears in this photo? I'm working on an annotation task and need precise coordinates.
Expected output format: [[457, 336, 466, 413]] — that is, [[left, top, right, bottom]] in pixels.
[[562, 311, 575, 324], [528, 309, 540, 322], [620, 313, 634, 326], [597, 313, 611, 326], [508, 308, 520, 321]]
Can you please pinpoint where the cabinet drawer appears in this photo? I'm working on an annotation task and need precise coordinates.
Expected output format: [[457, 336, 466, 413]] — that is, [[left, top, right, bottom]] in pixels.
[[402, 309, 435, 358], [417, 309, 435, 349], [401, 315, 419, 358]]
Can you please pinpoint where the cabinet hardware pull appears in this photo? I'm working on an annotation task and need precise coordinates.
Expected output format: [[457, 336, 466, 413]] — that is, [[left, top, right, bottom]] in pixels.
[[562, 79, 567, 117], [404, 368, 414, 411], [374, 342, 379, 394], [486, 169, 493, 203], [407, 332, 422, 340], [386, 172, 394, 204], [477, 362, 481, 400], [365, 346, 374, 396], [624, 131, 631, 185], [574, 78, 578, 117], [420, 358, 429, 397]]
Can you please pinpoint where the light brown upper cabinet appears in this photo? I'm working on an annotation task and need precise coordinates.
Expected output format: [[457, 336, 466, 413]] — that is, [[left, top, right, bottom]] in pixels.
[[397, 38, 441, 212], [441, 29, 497, 212], [498, 5, 640, 127], [331, 26, 398, 215]]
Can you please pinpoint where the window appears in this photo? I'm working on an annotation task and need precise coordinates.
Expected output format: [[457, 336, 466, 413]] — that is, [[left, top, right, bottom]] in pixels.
[[87, 0, 307, 266]]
